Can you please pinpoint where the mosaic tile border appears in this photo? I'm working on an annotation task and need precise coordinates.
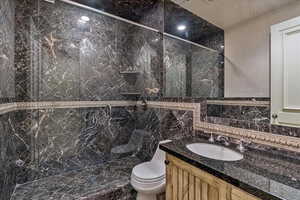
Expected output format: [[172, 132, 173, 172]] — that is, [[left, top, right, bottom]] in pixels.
[[195, 122, 300, 153]]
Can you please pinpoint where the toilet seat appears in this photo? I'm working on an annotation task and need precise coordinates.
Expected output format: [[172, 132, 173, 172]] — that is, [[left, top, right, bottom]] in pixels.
[[132, 161, 165, 182], [131, 161, 166, 194]]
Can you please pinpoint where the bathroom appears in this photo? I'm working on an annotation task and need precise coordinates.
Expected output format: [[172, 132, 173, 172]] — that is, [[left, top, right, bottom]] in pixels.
[[0, 0, 299, 199]]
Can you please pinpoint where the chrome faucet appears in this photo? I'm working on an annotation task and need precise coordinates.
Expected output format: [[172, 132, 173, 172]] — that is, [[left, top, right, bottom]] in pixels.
[[237, 139, 251, 153], [208, 133, 215, 143], [216, 135, 230, 146]]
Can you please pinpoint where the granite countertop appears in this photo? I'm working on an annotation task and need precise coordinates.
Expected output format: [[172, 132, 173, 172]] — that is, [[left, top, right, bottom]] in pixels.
[[160, 137, 300, 200]]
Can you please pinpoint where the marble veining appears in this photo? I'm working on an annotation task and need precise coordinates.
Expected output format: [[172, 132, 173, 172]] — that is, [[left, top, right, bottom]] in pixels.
[[5, 102, 194, 199], [10, 156, 141, 200], [205, 103, 300, 138], [164, 0, 224, 51], [0, 0, 15, 100], [3, 0, 300, 199], [163, 35, 224, 98]]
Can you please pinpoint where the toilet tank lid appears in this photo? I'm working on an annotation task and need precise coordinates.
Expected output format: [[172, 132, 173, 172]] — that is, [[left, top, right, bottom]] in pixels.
[[159, 140, 172, 144]]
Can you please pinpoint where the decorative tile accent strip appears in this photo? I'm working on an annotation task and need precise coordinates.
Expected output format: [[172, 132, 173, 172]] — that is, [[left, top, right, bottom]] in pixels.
[[0, 101, 137, 115], [0, 103, 17, 115], [196, 122, 300, 153], [16, 101, 137, 110], [207, 100, 270, 107]]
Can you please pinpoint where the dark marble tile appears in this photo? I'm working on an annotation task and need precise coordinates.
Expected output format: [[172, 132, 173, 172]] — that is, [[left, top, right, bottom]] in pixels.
[[163, 34, 223, 98], [36, 108, 82, 176], [12, 110, 40, 184], [0, 0, 15, 100], [206, 104, 271, 132], [9, 106, 139, 183], [191, 46, 223, 98], [133, 106, 193, 161], [36, 1, 82, 101], [163, 35, 190, 97], [271, 124, 300, 138], [117, 22, 163, 99], [15, 0, 39, 102], [0, 112, 17, 200], [11, 156, 141, 200], [78, 13, 122, 101], [164, 0, 224, 51]]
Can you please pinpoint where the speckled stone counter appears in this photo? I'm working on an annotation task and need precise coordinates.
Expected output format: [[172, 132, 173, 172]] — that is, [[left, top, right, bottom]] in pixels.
[[160, 137, 300, 200], [10, 156, 141, 200]]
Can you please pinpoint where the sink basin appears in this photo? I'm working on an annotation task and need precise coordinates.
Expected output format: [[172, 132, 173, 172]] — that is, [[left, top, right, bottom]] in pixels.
[[186, 143, 243, 161]]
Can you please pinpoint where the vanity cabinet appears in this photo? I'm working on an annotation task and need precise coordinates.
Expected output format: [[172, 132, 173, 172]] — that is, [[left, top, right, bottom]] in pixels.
[[166, 154, 261, 200]]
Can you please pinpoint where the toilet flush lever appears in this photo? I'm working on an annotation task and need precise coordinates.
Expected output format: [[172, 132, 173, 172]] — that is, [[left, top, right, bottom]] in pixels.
[[164, 160, 170, 165]]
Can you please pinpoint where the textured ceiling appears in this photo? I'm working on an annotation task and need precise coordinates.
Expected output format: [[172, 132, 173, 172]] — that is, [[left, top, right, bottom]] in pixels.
[[172, 0, 298, 29]]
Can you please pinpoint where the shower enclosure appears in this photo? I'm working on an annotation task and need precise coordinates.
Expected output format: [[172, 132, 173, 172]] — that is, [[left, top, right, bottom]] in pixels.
[[0, 0, 224, 199]]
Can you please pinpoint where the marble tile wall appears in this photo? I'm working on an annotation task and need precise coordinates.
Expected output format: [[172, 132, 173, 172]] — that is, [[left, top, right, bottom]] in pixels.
[[1, 0, 224, 198], [0, 0, 15, 102], [163, 35, 224, 98], [0, 112, 17, 200], [191, 46, 224, 98], [164, 0, 224, 51], [11, 0, 225, 102], [14, 0, 164, 102], [205, 102, 300, 138], [164, 36, 190, 97], [3, 105, 193, 199], [134, 107, 194, 161]]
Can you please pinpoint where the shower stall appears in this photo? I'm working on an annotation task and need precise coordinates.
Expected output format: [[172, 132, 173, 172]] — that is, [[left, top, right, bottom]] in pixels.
[[0, 0, 224, 199]]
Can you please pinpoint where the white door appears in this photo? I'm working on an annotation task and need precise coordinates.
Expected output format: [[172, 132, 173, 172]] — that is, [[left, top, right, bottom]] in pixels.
[[271, 16, 300, 127]]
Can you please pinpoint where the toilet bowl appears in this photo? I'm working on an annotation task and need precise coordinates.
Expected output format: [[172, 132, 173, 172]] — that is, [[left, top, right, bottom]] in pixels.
[[131, 140, 171, 200]]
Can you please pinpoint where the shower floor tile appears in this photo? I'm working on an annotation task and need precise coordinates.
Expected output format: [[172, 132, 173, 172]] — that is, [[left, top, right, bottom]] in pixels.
[[10, 156, 141, 200]]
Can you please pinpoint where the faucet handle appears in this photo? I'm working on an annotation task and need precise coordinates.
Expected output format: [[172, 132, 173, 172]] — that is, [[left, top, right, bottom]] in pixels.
[[208, 133, 214, 143], [237, 139, 250, 153], [216, 135, 230, 146]]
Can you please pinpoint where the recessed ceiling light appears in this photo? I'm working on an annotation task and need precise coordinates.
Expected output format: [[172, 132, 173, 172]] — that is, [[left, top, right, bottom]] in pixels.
[[177, 25, 186, 31]]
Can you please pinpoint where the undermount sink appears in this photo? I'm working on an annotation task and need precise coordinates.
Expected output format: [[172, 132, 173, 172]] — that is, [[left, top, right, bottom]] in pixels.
[[186, 143, 243, 161]]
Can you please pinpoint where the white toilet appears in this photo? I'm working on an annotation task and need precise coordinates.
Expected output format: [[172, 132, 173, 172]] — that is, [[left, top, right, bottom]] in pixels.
[[131, 140, 171, 200]]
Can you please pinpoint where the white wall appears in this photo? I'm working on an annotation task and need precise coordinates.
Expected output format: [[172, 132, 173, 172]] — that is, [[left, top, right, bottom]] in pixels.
[[225, 1, 300, 97]]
